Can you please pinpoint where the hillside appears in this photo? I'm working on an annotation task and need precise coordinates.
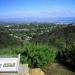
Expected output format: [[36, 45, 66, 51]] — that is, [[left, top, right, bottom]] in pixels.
[[0, 23, 75, 73], [0, 26, 22, 48], [31, 25, 75, 47], [31, 24, 75, 69]]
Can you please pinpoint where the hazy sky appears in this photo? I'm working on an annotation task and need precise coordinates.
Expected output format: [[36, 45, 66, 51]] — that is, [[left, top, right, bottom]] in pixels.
[[0, 0, 75, 19]]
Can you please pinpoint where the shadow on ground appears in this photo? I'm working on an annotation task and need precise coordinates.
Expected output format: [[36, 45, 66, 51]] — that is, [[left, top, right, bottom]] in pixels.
[[43, 63, 75, 75], [60, 62, 75, 73]]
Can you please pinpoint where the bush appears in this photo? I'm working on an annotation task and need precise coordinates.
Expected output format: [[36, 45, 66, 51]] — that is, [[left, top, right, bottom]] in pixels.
[[21, 43, 57, 68], [56, 44, 75, 67]]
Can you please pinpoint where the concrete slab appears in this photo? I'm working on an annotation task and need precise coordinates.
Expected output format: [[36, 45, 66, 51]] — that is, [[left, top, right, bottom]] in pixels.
[[0, 64, 29, 75]]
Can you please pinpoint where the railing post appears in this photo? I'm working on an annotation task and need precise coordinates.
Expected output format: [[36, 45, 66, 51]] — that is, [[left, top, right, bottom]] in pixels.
[[18, 54, 20, 73]]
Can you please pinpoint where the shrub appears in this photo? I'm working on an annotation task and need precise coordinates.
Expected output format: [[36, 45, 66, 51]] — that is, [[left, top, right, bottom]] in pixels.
[[21, 43, 57, 68], [56, 43, 75, 67]]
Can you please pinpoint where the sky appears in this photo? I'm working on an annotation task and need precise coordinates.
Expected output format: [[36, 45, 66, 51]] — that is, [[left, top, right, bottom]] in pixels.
[[0, 0, 75, 19]]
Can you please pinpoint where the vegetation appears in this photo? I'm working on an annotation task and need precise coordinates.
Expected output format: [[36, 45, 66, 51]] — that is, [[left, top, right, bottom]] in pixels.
[[21, 43, 57, 68], [0, 42, 57, 68], [0, 23, 75, 71]]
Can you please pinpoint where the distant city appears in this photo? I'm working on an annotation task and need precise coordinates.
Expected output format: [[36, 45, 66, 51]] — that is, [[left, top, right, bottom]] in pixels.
[[0, 17, 75, 23]]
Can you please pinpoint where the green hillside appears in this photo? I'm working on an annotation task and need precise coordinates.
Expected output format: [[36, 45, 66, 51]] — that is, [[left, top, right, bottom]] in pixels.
[[0, 26, 22, 48], [0, 23, 75, 71]]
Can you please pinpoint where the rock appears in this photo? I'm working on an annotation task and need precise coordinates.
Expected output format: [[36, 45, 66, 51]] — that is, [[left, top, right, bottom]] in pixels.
[[29, 68, 45, 75]]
